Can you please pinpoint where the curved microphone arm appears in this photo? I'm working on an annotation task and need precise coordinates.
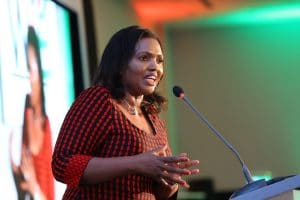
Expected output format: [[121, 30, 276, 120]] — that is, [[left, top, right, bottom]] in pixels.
[[173, 85, 253, 184], [181, 95, 253, 184]]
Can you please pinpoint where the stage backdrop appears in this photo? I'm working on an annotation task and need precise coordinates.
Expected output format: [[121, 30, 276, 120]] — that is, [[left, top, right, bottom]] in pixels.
[[0, 0, 83, 199], [165, 2, 300, 191]]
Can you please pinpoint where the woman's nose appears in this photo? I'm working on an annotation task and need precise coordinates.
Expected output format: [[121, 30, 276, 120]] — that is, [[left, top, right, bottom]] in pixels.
[[149, 59, 160, 71]]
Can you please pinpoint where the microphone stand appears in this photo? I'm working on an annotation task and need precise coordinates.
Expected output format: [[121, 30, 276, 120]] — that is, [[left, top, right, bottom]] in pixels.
[[174, 87, 268, 198]]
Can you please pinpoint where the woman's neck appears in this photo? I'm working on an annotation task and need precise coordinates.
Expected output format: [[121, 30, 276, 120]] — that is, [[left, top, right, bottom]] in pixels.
[[124, 93, 143, 107], [122, 93, 143, 115]]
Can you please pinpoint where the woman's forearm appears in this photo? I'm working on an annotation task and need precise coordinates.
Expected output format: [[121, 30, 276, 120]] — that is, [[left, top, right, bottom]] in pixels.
[[82, 156, 180, 198], [80, 156, 137, 184], [79, 147, 194, 186]]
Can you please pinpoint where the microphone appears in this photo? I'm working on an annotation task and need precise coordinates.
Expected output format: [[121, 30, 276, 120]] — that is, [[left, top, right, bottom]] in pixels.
[[173, 85, 268, 198]]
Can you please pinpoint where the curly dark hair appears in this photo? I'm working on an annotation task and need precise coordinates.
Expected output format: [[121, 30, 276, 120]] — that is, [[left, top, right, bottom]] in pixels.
[[93, 25, 167, 113]]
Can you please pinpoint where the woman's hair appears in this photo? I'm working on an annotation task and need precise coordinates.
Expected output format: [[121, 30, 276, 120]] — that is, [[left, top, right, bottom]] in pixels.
[[26, 25, 46, 117], [93, 25, 167, 112]]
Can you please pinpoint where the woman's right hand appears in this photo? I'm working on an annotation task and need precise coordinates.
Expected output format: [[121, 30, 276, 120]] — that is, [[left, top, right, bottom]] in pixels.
[[133, 145, 194, 187]]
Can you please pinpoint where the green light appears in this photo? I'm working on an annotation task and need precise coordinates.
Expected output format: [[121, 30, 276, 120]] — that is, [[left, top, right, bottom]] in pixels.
[[167, 3, 300, 27], [60, 10, 75, 104], [261, 6, 300, 19], [227, 4, 300, 24], [252, 171, 272, 181]]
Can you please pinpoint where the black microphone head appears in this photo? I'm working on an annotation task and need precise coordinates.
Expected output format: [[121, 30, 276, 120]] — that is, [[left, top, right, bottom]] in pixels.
[[173, 86, 184, 98]]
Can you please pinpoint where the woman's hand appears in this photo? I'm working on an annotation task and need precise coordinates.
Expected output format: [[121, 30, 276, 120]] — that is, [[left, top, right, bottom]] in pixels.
[[133, 145, 198, 187], [157, 153, 200, 189], [167, 153, 200, 188], [149, 150, 200, 199]]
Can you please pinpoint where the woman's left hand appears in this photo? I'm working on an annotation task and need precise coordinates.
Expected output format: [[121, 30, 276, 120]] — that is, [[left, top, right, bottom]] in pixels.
[[154, 153, 200, 199], [177, 153, 200, 176], [162, 153, 199, 188]]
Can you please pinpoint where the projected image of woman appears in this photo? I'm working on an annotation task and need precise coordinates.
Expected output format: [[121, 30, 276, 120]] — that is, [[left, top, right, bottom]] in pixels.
[[10, 26, 54, 200]]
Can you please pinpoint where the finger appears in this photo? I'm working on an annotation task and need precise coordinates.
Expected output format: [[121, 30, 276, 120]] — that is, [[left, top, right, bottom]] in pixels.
[[160, 172, 186, 186], [178, 153, 188, 157], [179, 169, 200, 176], [182, 181, 190, 189], [178, 160, 200, 169], [164, 182, 179, 190], [159, 155, 189, 164], [159, 179, 179, 190], [169, 183, 179, 190], [162, 164, 191, 175], [160, 177, 169, 186], [161, 172, 190, 189], [161, 172, 179, 186], [164, 175, 189, 189], [190, 169, 200, 175]]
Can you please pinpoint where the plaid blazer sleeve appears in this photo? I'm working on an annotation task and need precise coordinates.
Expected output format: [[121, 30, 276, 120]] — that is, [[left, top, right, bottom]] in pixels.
[[51, 86, 112, 188]]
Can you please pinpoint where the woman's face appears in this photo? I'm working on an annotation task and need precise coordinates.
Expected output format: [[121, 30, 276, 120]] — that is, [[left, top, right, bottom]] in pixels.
[[122, 38, 164, 96], [27, 45, 41, 107]]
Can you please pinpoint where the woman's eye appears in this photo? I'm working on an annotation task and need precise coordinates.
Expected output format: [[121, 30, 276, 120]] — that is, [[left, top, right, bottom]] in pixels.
[[157, 58, 164, 64], [139, 55, 148, 61]]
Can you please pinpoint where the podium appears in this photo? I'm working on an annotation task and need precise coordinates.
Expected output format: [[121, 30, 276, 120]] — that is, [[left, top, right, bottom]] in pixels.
[[270, 190, 300, 200], [231, 174, 300, 200]]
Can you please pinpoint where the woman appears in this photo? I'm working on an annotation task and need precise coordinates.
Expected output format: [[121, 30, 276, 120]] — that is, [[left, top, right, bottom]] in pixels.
[[52, 25, 199, 199], [11, 26, 54, 200]]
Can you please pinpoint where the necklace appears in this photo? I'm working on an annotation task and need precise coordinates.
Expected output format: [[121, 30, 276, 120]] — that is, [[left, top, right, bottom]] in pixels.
[[122, 99, 138, 115]]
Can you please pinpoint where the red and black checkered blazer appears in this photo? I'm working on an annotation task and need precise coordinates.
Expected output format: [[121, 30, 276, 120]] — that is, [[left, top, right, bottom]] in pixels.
[[52, 85, 172, 199]]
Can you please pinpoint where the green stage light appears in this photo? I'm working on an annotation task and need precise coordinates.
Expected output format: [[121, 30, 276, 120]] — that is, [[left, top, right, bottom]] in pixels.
[[168, 3, 300, 27]]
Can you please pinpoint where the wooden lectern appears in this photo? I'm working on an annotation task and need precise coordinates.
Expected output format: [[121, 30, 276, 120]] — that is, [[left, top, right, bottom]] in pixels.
[[231, 174, 300, 200]]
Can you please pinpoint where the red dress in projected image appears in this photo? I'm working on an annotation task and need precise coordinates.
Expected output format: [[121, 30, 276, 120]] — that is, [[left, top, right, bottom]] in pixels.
[[23, 100, 55, 200], [28, 112, 55, 200], [52, 86, 171, 200], [11, 95, 55, 200]]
